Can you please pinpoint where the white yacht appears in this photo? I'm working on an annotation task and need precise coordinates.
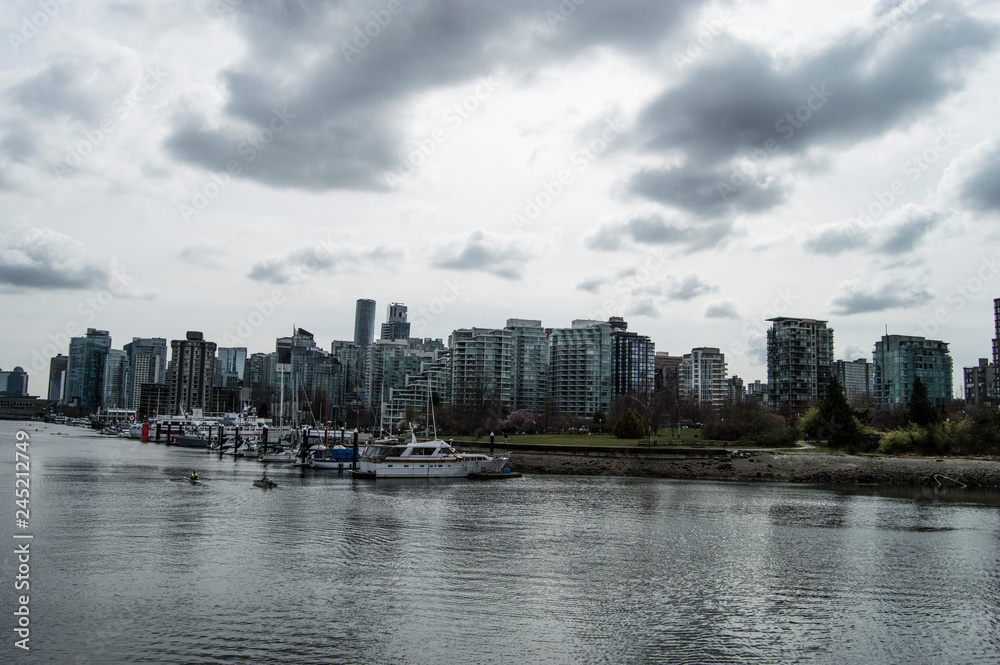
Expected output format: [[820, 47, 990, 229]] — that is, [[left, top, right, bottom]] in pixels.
[[356, 432, 509, 479]]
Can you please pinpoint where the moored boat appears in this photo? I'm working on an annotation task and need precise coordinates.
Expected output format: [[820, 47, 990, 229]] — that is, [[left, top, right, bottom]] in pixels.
[[356, 432, 509, 479]]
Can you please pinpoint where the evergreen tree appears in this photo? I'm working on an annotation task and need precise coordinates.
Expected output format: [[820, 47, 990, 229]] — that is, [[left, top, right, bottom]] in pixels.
[[907, 376, 939, 427], [612, 408, 646, 439], [816, 376, 861, 448]]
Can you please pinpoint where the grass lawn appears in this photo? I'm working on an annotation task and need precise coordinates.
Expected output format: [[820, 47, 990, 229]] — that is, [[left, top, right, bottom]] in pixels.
[[445, 428, 724, 447]]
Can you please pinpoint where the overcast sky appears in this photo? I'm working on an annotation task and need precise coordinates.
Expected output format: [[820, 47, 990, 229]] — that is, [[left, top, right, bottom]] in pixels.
[[3, 0, 1000, 396]]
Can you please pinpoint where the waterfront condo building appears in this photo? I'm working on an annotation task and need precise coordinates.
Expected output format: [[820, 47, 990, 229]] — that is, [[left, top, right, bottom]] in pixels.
[[65, 328, 112, 409], [448, 327, 513, 410], [832, 358, 873, 406], [873, 334, 953, 408], [766, 317, 834, 414], [101, 349, 128, 409], [680, 347, 728, 411], [123, 337, 167, 410], [964, 358, 995, 406], [168, 331, 217, 415], [608, 317, 656, 397], [992, 297, 1000, 398], [505, 318, 548, 413], [547, 320, 612, 418]]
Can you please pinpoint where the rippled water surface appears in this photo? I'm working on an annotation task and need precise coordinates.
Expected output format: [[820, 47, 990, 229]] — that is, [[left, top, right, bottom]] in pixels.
[[3, 422, 1000, 664]]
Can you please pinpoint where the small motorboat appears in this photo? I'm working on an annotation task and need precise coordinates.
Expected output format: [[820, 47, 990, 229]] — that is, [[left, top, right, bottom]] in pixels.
[[253, 477, 277, 489]]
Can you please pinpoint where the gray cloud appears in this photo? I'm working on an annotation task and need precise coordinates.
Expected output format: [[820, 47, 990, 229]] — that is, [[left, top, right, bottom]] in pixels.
[[431, 229, 527, 280], [586, 214, 732, 252], [961, 142, 1000, 211], [804, 205, 938, 256], [829, 281, 932, 315], [0, 225, 114, 290], [164, 0, 699, 192], [663, 273, 716, 301], [627, 163, 790, 217], [627, 4, 995, 215], [248, 242, 396, 284], [576, 277, 604, 294], [704, 300, 739, 319]]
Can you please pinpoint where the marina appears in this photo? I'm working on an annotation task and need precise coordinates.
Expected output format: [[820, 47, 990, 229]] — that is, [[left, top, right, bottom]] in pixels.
[[3, 421, 999, 665]]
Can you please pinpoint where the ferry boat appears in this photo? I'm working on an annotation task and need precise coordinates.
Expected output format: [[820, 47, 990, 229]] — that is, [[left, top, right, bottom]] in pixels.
[[356, 432, 509, 479]]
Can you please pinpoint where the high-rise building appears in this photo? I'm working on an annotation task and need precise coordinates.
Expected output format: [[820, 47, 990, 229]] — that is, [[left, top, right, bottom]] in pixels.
[[168, 331, 217, 415], [608, 317, 655, 397], [380, 303, 410, 341], [992, 297, 1000, 398], [123, 337, 167, 410], [654, 352, 683, 396], [547, 320, 612, 417], [873, 334, 953, 407], [746, 380, 768, 405], [681, 347, 727, 410], [766, 317, 834, 414], [354, 298, 377, 349], [66, 328, 112, 409], [48, 354, 68, 401], [833, 358, 873, 405], [505, 318, 548, 413], [216, 347, 247, 387], [726, 375, 745, 402], [449, 327, 513, 409], [964, 358, 995, 406], [102, 350, 128, 409], [0, 366, 29, 397]]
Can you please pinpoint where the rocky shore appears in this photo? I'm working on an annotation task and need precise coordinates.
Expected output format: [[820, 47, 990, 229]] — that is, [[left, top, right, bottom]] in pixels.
[[507, 449, 1000, 488]]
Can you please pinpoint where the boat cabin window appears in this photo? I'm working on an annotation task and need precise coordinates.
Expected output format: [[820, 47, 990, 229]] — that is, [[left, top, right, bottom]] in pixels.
[[389, 446, 407, 457], [410, 447, 436, 455]]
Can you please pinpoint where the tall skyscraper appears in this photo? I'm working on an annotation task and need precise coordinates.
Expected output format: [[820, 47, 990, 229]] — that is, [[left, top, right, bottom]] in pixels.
[[123, 337, 167, 410], [65, 328, 111, 409], [547, 320, 611, 417], [766, 317, 834, 414], [48, 354, 68, 402], [168, 331, 217, 414], [992, 297, 1000, 398], [608, 317, 655, 397], [380, 303, 410, 341], [216, 347, 247, 387], [505, 318, 548, 413], [102, 349, 128, 409], [873, 334, 953, 407], [354, 298, 377, 349], [681, 347, 727, 410]]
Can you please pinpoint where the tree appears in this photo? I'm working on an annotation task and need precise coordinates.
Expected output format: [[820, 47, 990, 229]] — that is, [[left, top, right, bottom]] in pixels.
[[907, 376, 939, 427], [803, 376, 863, 449], [612, 407, 646, 439]]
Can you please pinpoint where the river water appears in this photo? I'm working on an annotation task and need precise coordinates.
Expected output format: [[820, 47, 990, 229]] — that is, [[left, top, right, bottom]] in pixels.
[[2, 421, 999, 664]]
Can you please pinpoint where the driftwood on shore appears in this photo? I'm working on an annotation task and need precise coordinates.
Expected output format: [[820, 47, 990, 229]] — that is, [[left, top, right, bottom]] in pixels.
[[506, 450, 1000, 488]]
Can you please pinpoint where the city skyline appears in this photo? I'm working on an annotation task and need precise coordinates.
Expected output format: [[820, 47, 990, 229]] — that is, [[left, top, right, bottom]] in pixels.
[[3, 1, 1000, 396]]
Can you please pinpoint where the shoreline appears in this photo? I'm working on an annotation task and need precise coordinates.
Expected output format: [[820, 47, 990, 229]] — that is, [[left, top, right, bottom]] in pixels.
[[506, 449, 1000, 488]]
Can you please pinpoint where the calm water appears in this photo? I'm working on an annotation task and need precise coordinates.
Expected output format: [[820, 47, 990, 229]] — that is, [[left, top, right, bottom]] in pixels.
[[2, 421, 999, 664]]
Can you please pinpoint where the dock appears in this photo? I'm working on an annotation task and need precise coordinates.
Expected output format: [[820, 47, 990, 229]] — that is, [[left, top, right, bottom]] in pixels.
[[468, 471, 523, 479]]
